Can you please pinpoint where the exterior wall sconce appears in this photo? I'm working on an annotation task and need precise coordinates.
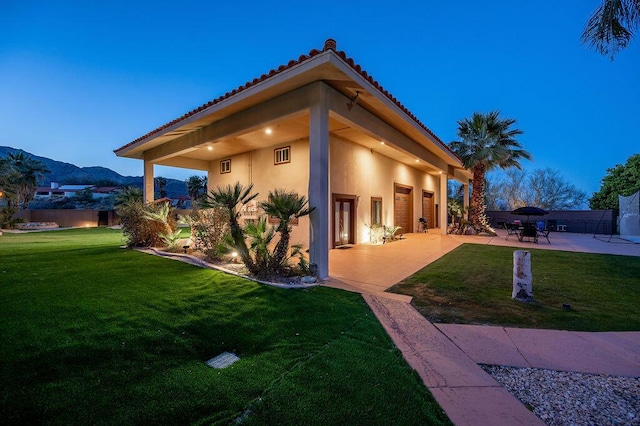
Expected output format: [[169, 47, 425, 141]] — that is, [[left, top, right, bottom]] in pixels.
[[347, 91, 360, 111]]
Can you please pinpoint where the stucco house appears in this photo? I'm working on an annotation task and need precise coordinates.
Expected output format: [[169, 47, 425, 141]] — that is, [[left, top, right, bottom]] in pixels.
[[114, 39, 471, 278]]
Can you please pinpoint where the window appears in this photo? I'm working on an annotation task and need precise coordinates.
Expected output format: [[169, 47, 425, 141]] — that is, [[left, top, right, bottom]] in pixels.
[[220, 159, 231, 174], [371, 197, 382, 226], [274, 146, 290, 165]]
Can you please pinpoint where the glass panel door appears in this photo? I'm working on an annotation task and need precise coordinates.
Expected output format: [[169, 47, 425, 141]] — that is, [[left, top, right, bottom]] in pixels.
[[334, 198, 355, 247]]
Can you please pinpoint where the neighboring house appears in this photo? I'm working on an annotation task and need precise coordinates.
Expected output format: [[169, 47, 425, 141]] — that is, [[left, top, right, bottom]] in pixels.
[[34, 182, 119, 199], [114, 39, 472, 277]]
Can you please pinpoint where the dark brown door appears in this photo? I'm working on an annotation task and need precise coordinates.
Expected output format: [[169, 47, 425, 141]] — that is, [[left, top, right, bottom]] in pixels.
[[422, 191, 434, 228], [394, 184, 413, 233]]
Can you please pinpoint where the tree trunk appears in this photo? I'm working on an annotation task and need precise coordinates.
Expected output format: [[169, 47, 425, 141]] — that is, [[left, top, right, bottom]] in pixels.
[[512, 250, 533, 302], [470, 164, 486, 226], [273, 229, 290, 271]]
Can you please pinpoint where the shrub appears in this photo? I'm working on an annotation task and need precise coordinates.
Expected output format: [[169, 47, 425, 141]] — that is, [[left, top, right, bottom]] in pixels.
[[116, 201, 176, 247], [0, 206, 22, 229], [182, 208, 230, 259]]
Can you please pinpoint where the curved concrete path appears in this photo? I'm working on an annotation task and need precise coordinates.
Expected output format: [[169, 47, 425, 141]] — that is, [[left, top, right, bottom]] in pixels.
[[365, 294, 544, 425], [326, 231, 640, 425]]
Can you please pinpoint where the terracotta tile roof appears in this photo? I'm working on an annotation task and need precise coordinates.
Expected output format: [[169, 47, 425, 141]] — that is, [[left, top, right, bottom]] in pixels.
[[115, 39, 459, 162]]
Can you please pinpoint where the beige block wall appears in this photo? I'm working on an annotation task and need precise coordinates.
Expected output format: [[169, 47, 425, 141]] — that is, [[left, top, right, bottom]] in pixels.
[[15, 210, 117, 228], [329, 136, 441, 243]]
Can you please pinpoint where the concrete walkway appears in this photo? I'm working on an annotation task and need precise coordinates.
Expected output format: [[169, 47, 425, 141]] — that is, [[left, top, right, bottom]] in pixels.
[[325, 231, 640, 425]]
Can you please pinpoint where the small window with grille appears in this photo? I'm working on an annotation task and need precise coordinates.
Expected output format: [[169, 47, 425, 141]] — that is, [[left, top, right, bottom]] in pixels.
[[274, 146, 290, 165], [220, 159, 231, 174]]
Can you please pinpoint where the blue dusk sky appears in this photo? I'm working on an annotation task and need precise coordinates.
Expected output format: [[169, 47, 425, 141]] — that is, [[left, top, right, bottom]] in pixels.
[[1, 1, 638, 197]]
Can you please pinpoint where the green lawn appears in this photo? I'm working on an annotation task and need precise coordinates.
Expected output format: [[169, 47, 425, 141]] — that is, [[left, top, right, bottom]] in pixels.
[[0, 228, 450, 425], [389, 244, 640, 332]]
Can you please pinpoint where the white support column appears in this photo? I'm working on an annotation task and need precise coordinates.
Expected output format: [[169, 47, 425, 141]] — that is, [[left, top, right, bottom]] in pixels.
[[143, 160, 154, 203], [308, 89, 330, 279], [439, 173, 448, 235], [463, 181, 470, 220]]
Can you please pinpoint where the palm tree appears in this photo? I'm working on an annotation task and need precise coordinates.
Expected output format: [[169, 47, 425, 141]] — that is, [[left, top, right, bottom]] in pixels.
[[449, 111, 531, 232], [114, 186, 143, 207], [259, 189, 315, 271], [185, 176, 206, 202], [244, 217, 276, 278], [582, 0, 640, 58], [200, 182, 259, 275], [4, 152, 49, 210], [155, 176, 168, 198]]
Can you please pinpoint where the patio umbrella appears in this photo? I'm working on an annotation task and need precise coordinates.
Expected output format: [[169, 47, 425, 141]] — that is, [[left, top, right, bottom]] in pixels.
[[510, 206, 549, 224]]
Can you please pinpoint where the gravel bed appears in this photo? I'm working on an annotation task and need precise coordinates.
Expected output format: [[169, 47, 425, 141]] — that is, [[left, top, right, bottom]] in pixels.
[[482, 365, 640, 425]]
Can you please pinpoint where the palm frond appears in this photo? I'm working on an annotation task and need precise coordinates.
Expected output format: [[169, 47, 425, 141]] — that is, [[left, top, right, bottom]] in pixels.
[[582, 0, 640, 58]]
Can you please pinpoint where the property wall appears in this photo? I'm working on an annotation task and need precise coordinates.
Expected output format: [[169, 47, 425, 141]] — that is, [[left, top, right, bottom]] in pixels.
[[487, 210, 617, 234], [329, 136, 441, 243], [16, 210, 118, 228]]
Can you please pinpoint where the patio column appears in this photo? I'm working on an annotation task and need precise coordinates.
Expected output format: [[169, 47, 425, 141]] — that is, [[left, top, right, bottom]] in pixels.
[[463, 181, 470, 220], [143, 160, 154, 203], [439, 173, 448, 235], [308, 88, 330, 279]]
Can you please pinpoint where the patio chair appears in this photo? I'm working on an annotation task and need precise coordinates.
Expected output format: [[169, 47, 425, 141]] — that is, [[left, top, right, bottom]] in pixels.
[[504, 222, 519, 240], [536, 222, 551, 244], [518, 223, 538, 243]]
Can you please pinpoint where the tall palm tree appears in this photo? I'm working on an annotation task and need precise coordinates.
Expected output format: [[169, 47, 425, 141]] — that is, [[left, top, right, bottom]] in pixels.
[[114, 186, 143, 207], [582, 0, 640, 58], [259, 189, 314, 271], [4, 152, 49, 210], [449, 111, 531, 232], [154, 176, 168, 198], [185, 175, 206, 203], [200, 182, 259, 275]]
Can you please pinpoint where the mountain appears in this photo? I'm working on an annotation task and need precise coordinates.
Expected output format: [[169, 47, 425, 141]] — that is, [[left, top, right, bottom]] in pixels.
[[0, 146, 188, 197]]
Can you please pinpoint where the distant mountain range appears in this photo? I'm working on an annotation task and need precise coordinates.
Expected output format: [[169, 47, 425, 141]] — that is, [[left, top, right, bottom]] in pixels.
[[0, 146, 188, 197]]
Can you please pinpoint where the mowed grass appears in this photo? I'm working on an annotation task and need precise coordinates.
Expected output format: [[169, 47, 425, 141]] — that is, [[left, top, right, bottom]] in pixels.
[[389, 244, 640, 332], [0, 228, 450, 425]]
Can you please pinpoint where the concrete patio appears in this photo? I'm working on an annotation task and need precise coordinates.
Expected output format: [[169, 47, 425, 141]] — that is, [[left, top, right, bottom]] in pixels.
[[328, 229, 640, 295]]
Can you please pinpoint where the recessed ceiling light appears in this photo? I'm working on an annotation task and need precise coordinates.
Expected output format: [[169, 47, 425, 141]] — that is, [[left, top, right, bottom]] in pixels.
[[265, 128, 272, 135], [207, 146, 213, 151], [380, 141, 385, 145], [415, 159, 420, 163]]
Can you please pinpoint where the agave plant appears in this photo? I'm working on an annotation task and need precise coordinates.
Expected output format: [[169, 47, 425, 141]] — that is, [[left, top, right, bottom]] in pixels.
[[158, 229, 184, 249], [383, 225, 402, 241], [142, 201, 174, 237]]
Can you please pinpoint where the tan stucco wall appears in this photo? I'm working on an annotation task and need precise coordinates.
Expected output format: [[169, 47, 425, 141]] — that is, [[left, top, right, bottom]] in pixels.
[[208, 139, 311, 249], [329, 136, 441, 243], [204, 136, 443, 249]]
